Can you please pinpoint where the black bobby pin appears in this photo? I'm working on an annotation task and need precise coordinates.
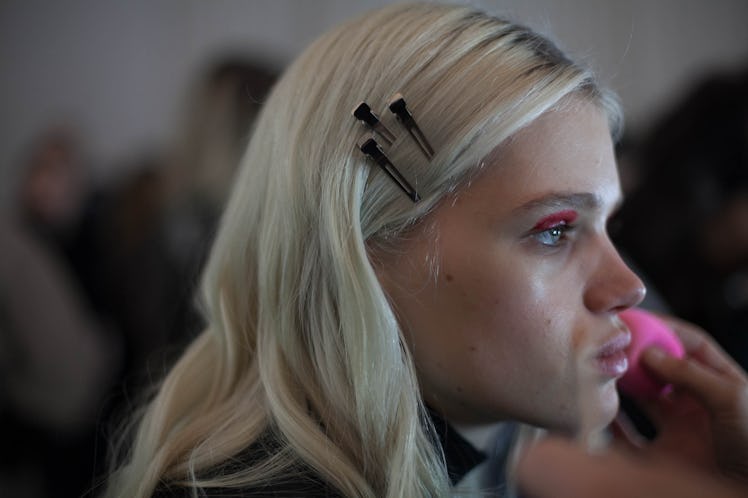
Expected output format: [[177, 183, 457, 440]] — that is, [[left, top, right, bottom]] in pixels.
[[387, 93, 434, 160], [357, 135, 421, 202], [353, 102, 396, 145]]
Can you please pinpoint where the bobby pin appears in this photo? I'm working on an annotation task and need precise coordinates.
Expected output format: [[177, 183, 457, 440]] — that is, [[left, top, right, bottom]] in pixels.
[[388, 93, 434, 160], [353, 102, 396, 145], [357, 134, 421, 202]]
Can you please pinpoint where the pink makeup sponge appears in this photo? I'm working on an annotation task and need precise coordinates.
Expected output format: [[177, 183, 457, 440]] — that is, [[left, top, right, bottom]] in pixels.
[[617, 308, 685, 399]]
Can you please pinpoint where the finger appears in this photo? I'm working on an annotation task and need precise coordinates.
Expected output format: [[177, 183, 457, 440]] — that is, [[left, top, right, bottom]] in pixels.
[[642, 348, 742, 411], [659, 316, 746, 382]]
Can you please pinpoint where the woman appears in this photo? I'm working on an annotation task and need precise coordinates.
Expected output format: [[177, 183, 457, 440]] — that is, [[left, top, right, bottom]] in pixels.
[[106, 3, 747, 497]]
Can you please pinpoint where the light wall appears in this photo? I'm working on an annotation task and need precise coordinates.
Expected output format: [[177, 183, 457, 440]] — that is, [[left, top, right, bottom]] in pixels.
[[1, 0, 747, 205]]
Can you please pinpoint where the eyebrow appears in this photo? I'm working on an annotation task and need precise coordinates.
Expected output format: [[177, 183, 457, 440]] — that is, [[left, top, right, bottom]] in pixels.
[[513, 192, 620, 214]]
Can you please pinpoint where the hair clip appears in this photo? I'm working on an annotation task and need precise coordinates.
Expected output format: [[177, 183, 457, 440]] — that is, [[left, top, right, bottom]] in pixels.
[[357, 134, 420, 202], [353, 102, 396, 145], [388, 93, 434, 160]]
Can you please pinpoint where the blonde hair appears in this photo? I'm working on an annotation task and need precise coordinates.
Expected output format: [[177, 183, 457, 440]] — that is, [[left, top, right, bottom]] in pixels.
[[106, 3, 621, 497]]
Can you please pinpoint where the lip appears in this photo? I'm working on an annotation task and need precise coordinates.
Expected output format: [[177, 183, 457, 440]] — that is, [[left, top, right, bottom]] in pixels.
[[596, 332, 631, 357], [594, 332, 631, 378]]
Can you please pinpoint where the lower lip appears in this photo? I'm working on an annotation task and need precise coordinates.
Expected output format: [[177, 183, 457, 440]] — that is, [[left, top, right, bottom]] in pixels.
[[596, 351, 628, 377]]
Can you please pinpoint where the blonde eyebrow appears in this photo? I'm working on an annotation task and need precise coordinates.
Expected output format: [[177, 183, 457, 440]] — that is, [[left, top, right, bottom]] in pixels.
[[513, 192, 602, 213], [513, 192, 625, 218]]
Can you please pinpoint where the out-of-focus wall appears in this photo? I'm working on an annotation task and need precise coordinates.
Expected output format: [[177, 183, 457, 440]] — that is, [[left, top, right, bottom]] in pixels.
[[1, 0, 747, 206]]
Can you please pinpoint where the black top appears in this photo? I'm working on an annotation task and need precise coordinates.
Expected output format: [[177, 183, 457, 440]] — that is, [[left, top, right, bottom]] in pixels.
[[153, 410, 487, 497]]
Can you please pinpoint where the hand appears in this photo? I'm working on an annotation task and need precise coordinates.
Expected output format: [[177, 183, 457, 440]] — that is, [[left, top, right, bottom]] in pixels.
[[615, 316, 748, 484], [516, 437, 746, 498]]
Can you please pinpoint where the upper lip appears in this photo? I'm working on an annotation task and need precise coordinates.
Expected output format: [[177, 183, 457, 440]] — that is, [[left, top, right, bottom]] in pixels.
[[596, 332, 631, 357]]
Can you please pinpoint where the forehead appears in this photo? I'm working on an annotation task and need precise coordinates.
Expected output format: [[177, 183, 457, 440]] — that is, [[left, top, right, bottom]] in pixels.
[[455, 100, 620, 213]]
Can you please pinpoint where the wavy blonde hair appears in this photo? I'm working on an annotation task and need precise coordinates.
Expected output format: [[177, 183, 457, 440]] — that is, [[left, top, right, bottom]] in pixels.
[[106, 3, 621, 497]]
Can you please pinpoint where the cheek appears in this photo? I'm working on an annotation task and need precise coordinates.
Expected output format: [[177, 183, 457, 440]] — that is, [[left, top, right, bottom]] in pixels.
[[442, 261, 564, 374], [467, 264, 592, 391], [398, 235, 597, 422], [465, 265, 562, 343]]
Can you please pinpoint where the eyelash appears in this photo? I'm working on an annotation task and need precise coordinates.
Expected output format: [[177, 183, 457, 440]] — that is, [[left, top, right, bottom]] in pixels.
[[534, 223, 575, 247]]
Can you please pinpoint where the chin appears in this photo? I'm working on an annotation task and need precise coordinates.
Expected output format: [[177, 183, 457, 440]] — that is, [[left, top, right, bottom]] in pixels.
[[556, 384, 620, 435], [524, 409, 579, 436], [596, 380, 621, 426]]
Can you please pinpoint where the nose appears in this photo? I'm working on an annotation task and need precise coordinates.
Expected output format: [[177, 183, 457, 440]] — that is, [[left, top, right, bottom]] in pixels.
[[583, 240, 646, 314]]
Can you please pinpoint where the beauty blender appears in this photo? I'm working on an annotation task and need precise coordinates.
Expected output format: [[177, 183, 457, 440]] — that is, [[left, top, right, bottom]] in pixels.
[[617, 308, 685, 399]]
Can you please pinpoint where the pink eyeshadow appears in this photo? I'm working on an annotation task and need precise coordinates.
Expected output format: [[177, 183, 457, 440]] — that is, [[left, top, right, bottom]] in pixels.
[[532, 209, 578, 230]]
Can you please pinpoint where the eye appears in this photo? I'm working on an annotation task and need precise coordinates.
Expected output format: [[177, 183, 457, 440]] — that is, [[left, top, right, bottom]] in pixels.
[[534, 223, 573, 247], [530, 209, 579, 248]]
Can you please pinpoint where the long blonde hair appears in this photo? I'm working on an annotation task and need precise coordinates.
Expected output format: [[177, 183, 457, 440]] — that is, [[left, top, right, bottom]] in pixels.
[[107, 3, 621, 497]]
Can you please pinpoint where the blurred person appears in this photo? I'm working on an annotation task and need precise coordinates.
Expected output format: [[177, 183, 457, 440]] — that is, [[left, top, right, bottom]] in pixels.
[[6, 60, 277, 498], [15, 125, 116, 318], [517, 438, 746, 498], [73, 155, 184, 388], [88, 59, 278, 490], [0, 215, 121, 497], [18, 126, 87, 247], [614, 65, 748, 369], [161, 58, 277, 339], [7, 124, 129, 498], [100, 58, 279, 371], [165, 56, 278, 214]]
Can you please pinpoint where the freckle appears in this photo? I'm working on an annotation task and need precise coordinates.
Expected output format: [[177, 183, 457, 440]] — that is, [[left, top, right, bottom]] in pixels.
[[445, 274, 454, 282], [456, 387, 463, 393], [469, 346, 477, 352]]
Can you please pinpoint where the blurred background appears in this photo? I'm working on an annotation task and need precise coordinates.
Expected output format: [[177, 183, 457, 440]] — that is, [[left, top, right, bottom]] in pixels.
[[0, 0, 746, 496]]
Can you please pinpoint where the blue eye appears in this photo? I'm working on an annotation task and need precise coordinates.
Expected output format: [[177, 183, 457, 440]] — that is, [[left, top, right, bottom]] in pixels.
[[535, 224, 571, 247]]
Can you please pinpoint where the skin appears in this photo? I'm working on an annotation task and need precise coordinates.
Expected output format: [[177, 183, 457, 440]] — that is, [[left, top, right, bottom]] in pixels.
[[516, 317, 748, 497], [516, 436, 746, 498], [374, 98, 645, 433]]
